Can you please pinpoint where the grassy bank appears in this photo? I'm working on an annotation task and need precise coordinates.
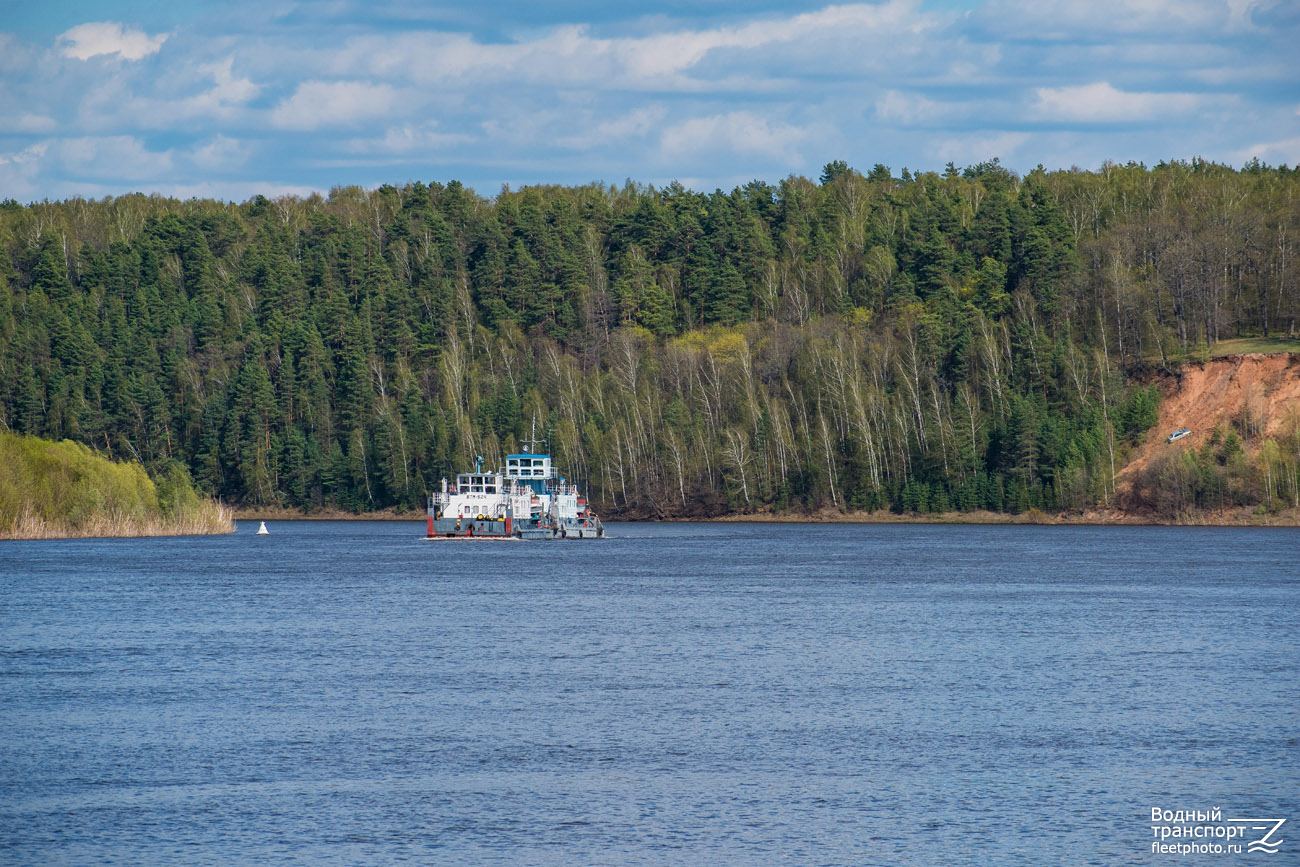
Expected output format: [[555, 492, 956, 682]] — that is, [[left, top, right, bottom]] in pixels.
[[0, 433, 234, 539], [1209, 338, 1300, 358]]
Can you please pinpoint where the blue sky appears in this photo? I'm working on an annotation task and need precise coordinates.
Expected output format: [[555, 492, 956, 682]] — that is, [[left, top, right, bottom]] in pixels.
[[1, 0, 1297, 201]]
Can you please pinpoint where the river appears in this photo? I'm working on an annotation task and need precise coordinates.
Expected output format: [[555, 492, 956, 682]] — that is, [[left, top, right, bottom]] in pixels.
[[2, 521, 1296, 864]]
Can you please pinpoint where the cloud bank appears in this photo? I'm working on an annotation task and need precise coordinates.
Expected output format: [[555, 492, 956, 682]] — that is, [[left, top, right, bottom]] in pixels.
[[0, 0, 1295, 200]]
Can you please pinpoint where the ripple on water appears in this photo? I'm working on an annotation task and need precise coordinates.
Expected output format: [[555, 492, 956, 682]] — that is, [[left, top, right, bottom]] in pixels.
[[1, 521, 1297, 865]]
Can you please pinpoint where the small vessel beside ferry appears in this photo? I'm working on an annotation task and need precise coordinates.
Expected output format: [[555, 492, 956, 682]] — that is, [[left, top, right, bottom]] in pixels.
[[426, 447, 604, 540]]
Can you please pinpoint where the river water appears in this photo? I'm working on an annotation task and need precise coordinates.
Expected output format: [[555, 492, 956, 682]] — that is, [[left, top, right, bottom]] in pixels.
[[1, 521, 1297, 865]]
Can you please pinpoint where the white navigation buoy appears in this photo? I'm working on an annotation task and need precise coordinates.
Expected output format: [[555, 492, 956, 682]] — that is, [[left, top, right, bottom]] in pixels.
[[256, 521, 269, 535]]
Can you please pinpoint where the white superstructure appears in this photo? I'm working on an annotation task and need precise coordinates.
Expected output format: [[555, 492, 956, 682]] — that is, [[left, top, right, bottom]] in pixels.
[[427, 449, 602, 539]]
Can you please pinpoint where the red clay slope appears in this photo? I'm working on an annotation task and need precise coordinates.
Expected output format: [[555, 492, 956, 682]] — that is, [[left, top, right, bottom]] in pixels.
[[1120, 353, 1300, 485]]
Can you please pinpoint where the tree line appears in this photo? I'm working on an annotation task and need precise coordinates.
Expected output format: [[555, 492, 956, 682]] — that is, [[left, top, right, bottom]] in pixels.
[[1, 157, 1296, 516]]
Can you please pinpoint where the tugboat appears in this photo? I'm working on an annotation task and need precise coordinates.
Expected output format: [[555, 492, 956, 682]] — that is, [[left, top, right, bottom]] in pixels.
[[426, 444, 604, 540]]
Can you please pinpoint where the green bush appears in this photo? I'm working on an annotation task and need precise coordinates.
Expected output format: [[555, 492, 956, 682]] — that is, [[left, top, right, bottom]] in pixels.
[[0, 432, 227, 537]]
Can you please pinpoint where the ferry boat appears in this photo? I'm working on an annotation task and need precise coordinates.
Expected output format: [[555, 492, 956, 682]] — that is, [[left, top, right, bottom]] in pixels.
[[426, 447, 604, 540]]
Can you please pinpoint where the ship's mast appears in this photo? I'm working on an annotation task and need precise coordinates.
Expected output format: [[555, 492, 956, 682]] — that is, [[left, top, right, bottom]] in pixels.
[[523, 417, 548, 455]]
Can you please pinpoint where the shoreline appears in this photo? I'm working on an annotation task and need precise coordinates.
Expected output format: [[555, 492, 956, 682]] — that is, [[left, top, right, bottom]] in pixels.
[[232, 506, 425, 522], [232, 505, 1300, 527], [702, 507, 1300, 527]]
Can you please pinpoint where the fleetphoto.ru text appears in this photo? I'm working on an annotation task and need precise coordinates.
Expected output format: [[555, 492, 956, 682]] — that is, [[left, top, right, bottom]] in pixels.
[[1150, 808, 1286, 857]]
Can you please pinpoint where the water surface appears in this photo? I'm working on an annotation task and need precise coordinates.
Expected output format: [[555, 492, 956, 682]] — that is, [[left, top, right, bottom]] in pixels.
[[2, 522, 1297, 864]]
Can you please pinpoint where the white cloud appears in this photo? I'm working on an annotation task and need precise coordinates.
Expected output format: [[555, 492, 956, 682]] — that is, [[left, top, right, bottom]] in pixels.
[[0, 144, 49, 166], [1191, 60, 1295, 86], [934, 132, 1031, 166], [976, 0, 1239, 38], [56, 136, 174, 179], [1, 137, 175, 198], [188, 135, 252, 172], [343, 125, 476, 155], [156, 181, 321, 201], [555, 106, 670, 150], [875, 90, 947, 126], [0, 137, 307, 201], [611, 1, 929, 80], [660, 111, 808, 163], [271, 80, 404, 130], [163, 57, 261, 122], [66, 55, 261, 132], [477, 109, 584, 153], [1032, 82, 1202, 123], [200, 57, 260, 106], [0, 33, 36, 75], [57, 22, 168, 61], [2, 0, 1296, 195], [0, 143, 48, 199], [13, 114, 57, 133], [319, 0, 939, 92], [1234, 135, 1300, 166], [1224, 0, 1273, 29]]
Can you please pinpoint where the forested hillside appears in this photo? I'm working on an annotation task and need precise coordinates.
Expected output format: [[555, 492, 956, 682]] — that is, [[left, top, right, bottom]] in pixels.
[[1, 159, 1297, 517]]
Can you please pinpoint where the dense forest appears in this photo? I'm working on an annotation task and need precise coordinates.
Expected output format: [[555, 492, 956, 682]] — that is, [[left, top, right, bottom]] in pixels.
[[1, 158, 1297, 518]]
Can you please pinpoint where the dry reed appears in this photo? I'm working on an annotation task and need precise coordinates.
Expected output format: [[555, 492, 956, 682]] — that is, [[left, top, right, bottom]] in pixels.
[[2, 499, 235, 540], [0, 432, 235, 540]]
